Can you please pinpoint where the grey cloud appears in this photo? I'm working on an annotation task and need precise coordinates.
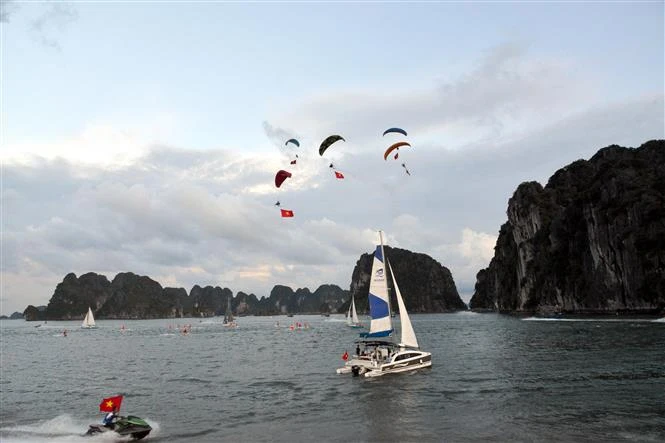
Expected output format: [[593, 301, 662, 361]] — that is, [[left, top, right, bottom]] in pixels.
[[30, 2, 78, 50], [0, 0, 19, 23], [281, 43, 591, 144]]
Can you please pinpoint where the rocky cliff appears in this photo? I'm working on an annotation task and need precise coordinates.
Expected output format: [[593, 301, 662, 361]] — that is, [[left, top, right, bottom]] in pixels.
[[27, 272, 349, 320], [347, 246, 466, 313], [26, 246, 465, 320], [470, 140, 665, 314]]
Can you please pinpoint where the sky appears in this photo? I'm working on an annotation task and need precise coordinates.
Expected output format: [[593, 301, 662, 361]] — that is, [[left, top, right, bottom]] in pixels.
[[1, 1, 663, 315]]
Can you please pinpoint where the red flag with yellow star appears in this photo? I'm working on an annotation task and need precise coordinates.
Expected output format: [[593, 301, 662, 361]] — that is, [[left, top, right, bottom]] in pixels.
[[99, 395, 123, 412]]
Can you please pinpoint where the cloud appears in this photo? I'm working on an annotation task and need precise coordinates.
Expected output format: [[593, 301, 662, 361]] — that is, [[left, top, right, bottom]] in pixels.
[[271, 43, 593, 146], [29, 2, 78, 50], [3, 123, 151, 167], [0, 0, 19, 23]]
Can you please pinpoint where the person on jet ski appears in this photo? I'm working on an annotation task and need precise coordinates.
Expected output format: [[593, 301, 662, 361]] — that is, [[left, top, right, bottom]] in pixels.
[[102, 407, 119, 428]]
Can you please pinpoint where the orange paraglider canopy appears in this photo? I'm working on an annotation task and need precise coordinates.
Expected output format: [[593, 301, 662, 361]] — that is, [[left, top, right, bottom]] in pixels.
[[383, 142, 411, 160]]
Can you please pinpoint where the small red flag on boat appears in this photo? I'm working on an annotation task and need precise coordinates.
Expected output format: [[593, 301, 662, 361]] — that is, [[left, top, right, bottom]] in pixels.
[[342, 351, 349, 361], [280, 209, 294, 218], [334, 171, 344, 179], [99, 395, 123, 412]]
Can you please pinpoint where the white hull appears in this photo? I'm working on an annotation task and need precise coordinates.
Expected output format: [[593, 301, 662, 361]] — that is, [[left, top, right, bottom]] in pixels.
[[364, 350, 432, 377], [337, 345, 432, 377]]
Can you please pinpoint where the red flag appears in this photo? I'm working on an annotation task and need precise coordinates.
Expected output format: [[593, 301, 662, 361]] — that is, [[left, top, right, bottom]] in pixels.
[[280, 209, 294, 218], [334, 171, 344, 179], [342, 351, 349, 361], [290, 159, 297, 165], [99, 395, 123, 412]]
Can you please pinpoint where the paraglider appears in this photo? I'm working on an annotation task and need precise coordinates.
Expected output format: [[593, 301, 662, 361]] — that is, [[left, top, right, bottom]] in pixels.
[[284, 139, 300, 164], [317, 135, 347, 180], [382, 127, 412, 176], [274, 170, 292, 188], [319, 135, 345, 156], [383, 142, 411, 161], [382, 127, 408, 137], [274, 201, 281, 206]]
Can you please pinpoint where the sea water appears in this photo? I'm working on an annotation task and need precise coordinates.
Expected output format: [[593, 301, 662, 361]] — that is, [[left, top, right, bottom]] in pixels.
[[1, 313, 664, 442]]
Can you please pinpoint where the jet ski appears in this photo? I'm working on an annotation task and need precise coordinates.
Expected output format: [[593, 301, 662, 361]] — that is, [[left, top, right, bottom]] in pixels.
[[86, 415, 152, 440]]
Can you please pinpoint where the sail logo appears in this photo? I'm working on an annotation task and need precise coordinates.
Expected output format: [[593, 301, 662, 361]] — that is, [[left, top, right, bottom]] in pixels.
[[375, 268, 384, 279]]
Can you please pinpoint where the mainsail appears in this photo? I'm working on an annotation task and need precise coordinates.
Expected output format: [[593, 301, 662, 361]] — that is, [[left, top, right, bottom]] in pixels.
[[347, 294, 361, 326], [351, 295, 360, 324], [81, 307, 96, 328], [364, 234, 393, 337]]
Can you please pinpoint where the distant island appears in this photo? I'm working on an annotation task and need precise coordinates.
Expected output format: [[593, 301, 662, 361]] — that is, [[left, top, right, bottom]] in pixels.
[[471, 139, 665, 315], [23, 247, 465, 321]]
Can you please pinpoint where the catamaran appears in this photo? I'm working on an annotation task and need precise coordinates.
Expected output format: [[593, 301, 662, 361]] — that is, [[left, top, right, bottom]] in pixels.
[[81, 307, 97, 329], [336, 231, 431, 377], [346, 294, 363, 328]]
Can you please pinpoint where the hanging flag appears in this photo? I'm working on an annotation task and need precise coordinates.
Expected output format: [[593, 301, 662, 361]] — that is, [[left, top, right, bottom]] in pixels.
[[335, 171, 344, 179], [280, 209, 294, 218], [342, 351, 349, 361], [99, 395, 123, 412]]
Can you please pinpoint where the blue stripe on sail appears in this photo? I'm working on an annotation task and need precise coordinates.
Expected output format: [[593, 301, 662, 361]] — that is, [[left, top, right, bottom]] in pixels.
[[368, 293, 389, 319], [360, 329, 393, 338], [374, 245, 383, 263]]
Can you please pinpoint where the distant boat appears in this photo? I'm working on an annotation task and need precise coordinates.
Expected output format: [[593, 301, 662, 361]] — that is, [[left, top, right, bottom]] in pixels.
[[81, 307, 97, 329], [346, 294, 363, 329], [223, 296, 237, 328], [337, 231, 431, 377]]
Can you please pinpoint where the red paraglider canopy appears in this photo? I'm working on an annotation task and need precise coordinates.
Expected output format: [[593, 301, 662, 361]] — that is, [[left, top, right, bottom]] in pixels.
[[275, 170, 292, 188]]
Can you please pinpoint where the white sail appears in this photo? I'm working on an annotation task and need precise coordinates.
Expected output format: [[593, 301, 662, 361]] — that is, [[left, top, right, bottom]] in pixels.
[[346, 302, 352, 326], [81, 307, 96, 328], [351, 295, 360, 324], [389, 262, 418, 349], [366, 232, 393, 337]]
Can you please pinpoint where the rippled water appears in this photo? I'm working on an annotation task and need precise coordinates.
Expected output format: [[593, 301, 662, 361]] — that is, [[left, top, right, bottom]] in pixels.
[[1, 313, 664, 442]]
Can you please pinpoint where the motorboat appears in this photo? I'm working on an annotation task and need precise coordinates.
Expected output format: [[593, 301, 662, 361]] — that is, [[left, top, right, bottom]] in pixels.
[[86, 415, 152, 440]]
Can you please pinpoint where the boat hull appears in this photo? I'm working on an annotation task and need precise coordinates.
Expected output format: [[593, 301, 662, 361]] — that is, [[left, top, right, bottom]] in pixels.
[[337, 348, 432, 377], [364, 351, 432, 377]]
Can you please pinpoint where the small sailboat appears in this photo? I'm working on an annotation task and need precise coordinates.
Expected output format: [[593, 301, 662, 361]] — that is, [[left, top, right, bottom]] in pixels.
[[81, 307, 97, 329], [223, 295, 237, 328], [346, 294, 363, 328], [336, 231, 431, 377]]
